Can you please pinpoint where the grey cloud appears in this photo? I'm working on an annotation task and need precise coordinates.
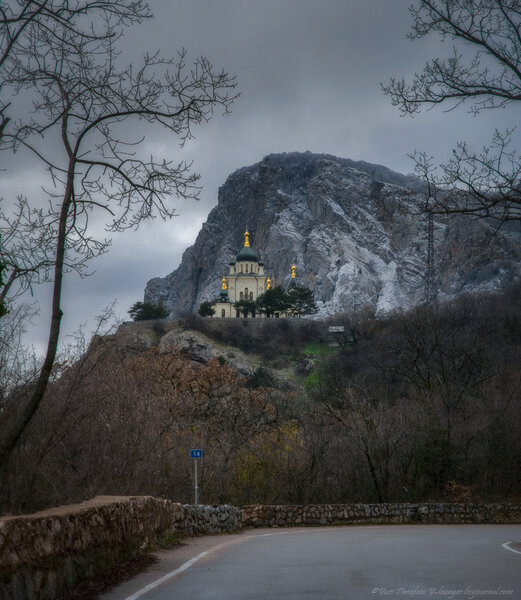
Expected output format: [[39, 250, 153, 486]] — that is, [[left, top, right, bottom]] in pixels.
[[2, 0, 519, 350]]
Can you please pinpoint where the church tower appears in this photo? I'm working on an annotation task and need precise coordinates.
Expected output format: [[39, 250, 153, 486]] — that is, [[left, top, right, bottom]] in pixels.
[[287, 263, 298, 290], [211, 229, 268, 318]]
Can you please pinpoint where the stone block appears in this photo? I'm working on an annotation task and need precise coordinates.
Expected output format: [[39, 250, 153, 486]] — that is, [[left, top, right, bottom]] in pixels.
[[10, 571, 25, 600]]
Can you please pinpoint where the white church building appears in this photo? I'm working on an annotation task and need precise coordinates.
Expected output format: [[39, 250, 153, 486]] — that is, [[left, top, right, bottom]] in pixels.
[[211, 229, 301, 318]]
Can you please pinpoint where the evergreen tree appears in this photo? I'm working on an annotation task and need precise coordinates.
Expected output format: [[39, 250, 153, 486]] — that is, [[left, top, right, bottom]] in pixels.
[[128, 301, 169, 321], [198, 301, 216, 317], [256, 286, 289, 317], [233, 299, 256, 318], [287, 286, 317, 317]]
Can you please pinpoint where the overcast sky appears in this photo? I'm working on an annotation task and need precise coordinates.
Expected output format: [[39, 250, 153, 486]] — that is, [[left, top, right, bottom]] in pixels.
[[2, 0, 518, 354]]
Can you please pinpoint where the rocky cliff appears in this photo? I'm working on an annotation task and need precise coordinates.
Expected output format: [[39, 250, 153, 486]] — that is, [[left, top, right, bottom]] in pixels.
[[145, 152, 521, 317]]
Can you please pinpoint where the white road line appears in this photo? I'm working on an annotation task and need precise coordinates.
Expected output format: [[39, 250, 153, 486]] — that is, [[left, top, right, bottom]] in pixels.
[[122, 550, 210, 600], [502, 542, 521, 555], [122, 533, 271, 600], [122, 526, 385, 599]]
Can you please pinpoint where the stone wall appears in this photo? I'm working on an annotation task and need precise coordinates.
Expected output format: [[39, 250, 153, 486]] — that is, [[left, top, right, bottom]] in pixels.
[[241, 502, 521, 527], [0, 496, 239, 600], [3, 498, 521, 600]]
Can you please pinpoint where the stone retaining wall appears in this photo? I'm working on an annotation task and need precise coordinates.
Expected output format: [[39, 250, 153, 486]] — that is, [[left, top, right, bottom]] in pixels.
[[3, 498, 520, 599], [241, 502, 521, 527], [0, 496, 239, 600]]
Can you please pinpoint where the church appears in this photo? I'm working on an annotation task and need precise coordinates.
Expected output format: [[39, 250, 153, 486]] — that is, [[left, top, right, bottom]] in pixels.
[[211, 229, 296, 318]]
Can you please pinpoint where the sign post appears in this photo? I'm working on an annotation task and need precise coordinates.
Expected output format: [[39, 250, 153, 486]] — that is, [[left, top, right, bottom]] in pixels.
[[190, 449, 203, 504]]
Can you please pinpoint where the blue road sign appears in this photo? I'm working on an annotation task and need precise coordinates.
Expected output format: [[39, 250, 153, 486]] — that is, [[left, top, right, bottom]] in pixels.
[[190, 449, 203, 459]]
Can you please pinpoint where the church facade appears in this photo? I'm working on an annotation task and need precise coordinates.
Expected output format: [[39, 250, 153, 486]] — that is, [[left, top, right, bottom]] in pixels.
[[211, 229, 292, 318]]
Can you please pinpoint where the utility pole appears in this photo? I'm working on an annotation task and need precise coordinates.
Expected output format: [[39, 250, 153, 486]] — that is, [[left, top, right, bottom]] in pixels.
[[425, 210, 436, 304]]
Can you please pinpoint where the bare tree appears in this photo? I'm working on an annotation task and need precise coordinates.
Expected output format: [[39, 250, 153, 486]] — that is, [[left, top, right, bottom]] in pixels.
[[0, 5, 238, 465], [0, 0, 150, 138], [382, 301, 492, 494], [312, 375, 409, 503], [0, 236, 7, 317], [383, 0, 521, 222], [0, 302, 39, 407], [0, 197, 71, 307]]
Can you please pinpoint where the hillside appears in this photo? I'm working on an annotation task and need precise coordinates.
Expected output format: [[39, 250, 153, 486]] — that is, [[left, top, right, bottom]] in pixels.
[[145, 152, 521, 316], [90, 318, 322, 387], [3, 283, 521, 514]]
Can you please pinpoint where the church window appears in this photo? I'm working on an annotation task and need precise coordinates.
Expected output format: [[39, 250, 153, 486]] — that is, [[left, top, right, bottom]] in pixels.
[[221, 309, 225, 318], [249, 292, 253, 300], [244, 287, 248, 297], [240, 264, 243, 273], [240, 291, 244, 300], [245, 264, 248, 273]]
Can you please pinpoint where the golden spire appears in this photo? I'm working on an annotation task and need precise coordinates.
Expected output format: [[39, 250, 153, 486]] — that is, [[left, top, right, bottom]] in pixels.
[[266, 276, 271, 290], [291, 264, 296, 278], [222, 276, 228, 290], [244, 229, 250, 247]]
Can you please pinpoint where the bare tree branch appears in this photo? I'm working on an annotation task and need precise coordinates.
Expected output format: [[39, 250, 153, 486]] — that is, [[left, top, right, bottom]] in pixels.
[[382, 0, 521, 222], [0, 2, 238, 466]]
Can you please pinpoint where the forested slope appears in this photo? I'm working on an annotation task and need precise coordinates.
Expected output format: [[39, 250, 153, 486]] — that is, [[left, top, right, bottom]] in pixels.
[[2, 283, 520, 513]]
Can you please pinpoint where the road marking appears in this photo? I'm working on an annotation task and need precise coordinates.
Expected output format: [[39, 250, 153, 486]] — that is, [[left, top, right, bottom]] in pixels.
[[122, 526, 388, 599], [122, 533, 276, 600], [502, 542, 521, 555], [122, 550, 211, 600]]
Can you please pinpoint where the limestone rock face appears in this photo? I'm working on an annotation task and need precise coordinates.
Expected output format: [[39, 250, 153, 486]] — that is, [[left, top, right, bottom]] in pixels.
[[159, 329, 217, 360], [145, 152, 521, 316], [158, 329, 255, 375], [90, 321, 259, 377]]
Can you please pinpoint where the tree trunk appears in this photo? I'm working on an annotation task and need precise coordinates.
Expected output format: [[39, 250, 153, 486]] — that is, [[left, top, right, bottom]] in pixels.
[[0, 171, 73, 467]]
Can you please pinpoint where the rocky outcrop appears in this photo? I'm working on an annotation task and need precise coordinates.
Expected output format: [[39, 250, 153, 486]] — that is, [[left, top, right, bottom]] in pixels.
[[90, 320, 259, 375], [158, 328, 222, 362], [241, 503, 521, 527], [145, 152, 521, 317], [0, 496, 239, 600]]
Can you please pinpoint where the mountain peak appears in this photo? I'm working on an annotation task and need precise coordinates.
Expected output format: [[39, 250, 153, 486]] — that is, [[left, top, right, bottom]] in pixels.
[[145, 152, 521, 317]]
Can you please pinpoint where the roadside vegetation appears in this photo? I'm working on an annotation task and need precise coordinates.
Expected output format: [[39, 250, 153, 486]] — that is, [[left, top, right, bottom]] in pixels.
[[4, 0, 521, 517], [1, 282, 520, 514]]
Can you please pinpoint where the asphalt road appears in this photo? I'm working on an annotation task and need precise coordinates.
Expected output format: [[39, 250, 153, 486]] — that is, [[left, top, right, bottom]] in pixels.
[[101, 525, 521, 600]]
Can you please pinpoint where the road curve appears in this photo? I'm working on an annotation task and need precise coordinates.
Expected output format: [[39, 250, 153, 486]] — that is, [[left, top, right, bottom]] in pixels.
[[101, 525, 521, 600]]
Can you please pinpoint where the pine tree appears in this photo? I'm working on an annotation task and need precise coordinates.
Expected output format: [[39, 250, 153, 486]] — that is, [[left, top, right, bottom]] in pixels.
[[233, 299, 257, 318], [198, 301, 216, 317], [256, 286, 290, 317], [128, 301, 169, 321], [287, 286, 317, 317]]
